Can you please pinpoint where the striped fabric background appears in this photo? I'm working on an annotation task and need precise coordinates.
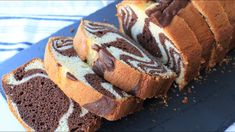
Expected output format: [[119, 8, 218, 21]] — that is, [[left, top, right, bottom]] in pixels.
[[0, 1, 114, 63]]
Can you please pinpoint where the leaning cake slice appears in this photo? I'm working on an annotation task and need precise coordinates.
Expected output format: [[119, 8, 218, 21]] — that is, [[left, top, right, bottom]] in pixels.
[[2, 58, 101, 132], [44, 37, 142, 121], [117, 0, 201, 88], [177, 1, 215, 68], [191, 0, 233, 66], [219, 0, 235, 51], [73, 20, 176, 99]]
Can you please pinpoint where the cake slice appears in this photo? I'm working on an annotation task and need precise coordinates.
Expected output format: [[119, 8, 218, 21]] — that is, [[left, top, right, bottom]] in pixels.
[[139, 0, 213, 63], [2, 58, 101, 132], [219, 0, 235, 51], [177, 1, 215, 68], [117, 0, 201, 89], [44, 37, 142, 121], [73, 20, 176, 99], [191, 0, 233, 66]]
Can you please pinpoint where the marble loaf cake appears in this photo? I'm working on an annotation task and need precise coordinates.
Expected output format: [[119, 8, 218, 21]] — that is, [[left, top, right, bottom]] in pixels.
[[2, 58, 101, 132], [73, 20, 176, 99], [117, 0, 202, 89], [44, 37, 142, 121]]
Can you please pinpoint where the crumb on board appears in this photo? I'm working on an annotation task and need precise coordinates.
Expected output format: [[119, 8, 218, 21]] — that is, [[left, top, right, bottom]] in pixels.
[[220, 57, 232, 66], [233, 62, 235, 65], [188, 87, 192, 94], [173, 83, 178, 88], [182, 97, 189, 104]]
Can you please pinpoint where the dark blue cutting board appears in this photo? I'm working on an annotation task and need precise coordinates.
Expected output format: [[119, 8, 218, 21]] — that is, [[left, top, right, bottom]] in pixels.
[[1, 1, 235, 131]]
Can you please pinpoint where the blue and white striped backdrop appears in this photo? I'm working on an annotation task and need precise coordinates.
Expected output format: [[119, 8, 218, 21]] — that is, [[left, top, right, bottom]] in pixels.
[[0, 1, 114, 63]]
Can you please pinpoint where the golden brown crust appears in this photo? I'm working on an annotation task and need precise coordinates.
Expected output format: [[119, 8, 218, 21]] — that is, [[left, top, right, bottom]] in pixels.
[[164, 16, 202, 89], [191, 0, 233, 66], [1, 59, 42, 131], [178, 3, 214, 68], [219, 0, 235, 50], [44, 37, 142, 120], [74, 20, 176, 99], [6, 97, 33, 132]]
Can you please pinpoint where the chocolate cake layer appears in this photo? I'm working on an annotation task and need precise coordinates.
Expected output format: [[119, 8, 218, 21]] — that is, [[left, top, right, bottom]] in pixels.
[[92, 44, 116, 77], [146, 0, 189, 27], [2, 59, 101, 131], [137, 19, 162, 58], [52, 38, 77, 57]]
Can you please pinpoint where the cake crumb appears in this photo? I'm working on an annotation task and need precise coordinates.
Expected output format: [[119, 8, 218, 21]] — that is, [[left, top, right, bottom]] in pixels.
[[220, 57, 231, 66], [173, 83, 178, 88], [233, 62, 235, 68], [188, 87, 192, 94], [191, 85, 195, 89], [182, 97, 189, 104], [160, 96, 168, 107]]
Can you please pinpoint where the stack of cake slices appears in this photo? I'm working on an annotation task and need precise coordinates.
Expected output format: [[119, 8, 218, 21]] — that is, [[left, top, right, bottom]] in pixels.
[[117, 0, 235, 89], [2, 0, 235, 131]]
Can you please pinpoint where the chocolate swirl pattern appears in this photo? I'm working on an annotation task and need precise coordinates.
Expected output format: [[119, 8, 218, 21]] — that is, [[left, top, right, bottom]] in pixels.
[[83, 21, 168, 76], [120, 5, 137, 37], [119, 5, 146, 42], [7, 61, 49, 86], [51, 38, 128, 99], [145, 0, 188, 27], [118, 4, 184, 80], [3, 60, 91, 131]]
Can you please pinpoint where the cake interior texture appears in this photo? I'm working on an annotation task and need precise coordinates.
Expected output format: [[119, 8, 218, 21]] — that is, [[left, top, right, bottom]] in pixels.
[[2, 59, 101, 131]]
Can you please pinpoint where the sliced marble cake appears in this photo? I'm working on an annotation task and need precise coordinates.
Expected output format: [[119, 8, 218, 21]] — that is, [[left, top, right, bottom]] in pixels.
[[191, 0, 233, 67], [2, 58, 101, 132], [44, 37, 143, 121], [176, 0, 215, 68], [73, 20, 176, 99], [117, 0, 202, 89]]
